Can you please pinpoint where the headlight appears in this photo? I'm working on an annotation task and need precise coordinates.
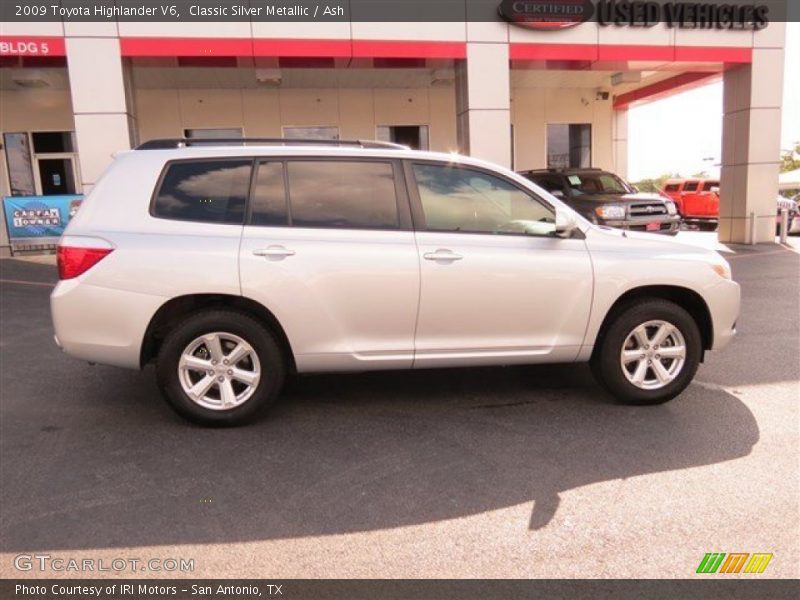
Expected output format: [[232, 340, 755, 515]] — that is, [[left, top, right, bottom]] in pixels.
[[665, 201, 678, 216], [595, 205, 626, 220]]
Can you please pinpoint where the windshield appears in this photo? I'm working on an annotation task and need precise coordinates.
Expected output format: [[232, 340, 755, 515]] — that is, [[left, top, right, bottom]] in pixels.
[[565, 172, 632, 197]]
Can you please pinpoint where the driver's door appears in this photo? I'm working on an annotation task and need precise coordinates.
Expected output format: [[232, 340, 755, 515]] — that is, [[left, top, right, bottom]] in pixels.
[[408, 161, 593, 367]]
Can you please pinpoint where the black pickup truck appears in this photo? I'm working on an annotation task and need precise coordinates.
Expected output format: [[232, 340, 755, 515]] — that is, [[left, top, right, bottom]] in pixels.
[[519, 168, 681, 235]]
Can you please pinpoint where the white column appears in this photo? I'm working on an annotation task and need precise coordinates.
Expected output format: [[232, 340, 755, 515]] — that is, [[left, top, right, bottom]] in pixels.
[[65, 35, 135, 192], [455, 43, 511, 168], [612, 108, 629, 180], [719, 45, 785, 244]]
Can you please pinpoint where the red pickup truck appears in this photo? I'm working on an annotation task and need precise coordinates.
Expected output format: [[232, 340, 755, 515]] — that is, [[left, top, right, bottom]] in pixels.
[[661, 179, 719, 230]]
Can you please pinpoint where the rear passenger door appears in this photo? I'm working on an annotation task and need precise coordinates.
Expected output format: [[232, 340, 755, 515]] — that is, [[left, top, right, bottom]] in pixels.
[[239, 158, 420, 372]]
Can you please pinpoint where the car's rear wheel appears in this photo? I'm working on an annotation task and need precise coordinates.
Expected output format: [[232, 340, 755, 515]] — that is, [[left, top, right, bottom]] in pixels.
[[591, 300, 702, 405], [156, 310, 286, 426]]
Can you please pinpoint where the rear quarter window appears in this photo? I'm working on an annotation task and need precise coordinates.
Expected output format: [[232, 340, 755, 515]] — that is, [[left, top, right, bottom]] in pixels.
[[153, 159, 251, 224], [664, 184, 680, 192]]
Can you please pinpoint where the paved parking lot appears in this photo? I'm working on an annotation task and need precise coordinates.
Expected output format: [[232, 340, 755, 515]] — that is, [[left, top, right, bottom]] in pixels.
[[0, 244, 798, 579]]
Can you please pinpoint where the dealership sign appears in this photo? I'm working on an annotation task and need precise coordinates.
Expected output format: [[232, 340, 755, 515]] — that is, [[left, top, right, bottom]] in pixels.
[[498, 0, 594, 29], [499, 1, 770, 30], [2, 195, 82, 247], [596, 1, 769, 29]]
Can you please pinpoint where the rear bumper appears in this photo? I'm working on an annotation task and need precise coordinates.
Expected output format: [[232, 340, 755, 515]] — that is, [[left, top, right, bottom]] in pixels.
[[51, 279, 166, 369]]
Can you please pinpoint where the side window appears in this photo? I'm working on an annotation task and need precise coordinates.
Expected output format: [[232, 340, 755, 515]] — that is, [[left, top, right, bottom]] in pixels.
[[251, 161, 288, 226], [286, 161, 399, 229], [529, 174, 565, 195], [153, 159, 250, 224], [664, 184, 680, 192], [684, 181, 699, 192], [413, 163, 555, 237]]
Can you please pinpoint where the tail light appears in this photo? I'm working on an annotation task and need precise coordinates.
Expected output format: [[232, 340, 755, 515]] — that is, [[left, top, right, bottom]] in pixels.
[[57, 237, 114, 279]]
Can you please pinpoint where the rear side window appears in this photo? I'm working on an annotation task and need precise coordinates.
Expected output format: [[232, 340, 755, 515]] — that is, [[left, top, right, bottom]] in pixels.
[[286, 161, 399, 229], [528, 174, 564, 194], [153, 159, 251, 224], [683, 181, 699, 192]]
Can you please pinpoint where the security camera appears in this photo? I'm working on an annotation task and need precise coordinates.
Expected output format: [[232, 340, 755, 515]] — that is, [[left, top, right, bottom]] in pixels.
[[255, 68, 282, 87]]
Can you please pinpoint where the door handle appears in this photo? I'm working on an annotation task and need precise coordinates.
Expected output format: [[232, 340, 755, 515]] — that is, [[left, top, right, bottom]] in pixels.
[[423, 249, 463, 262], [253, 246, 296, 259]]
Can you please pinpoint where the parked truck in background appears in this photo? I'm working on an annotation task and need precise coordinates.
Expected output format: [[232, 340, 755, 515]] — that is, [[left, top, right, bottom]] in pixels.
[[661, 179, 720, 231]]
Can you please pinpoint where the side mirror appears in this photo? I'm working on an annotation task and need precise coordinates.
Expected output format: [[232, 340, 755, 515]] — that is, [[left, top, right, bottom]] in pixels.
[[710, 186, 720, 194], [555, 206, 579, 238], [551, 189, 565, 199]]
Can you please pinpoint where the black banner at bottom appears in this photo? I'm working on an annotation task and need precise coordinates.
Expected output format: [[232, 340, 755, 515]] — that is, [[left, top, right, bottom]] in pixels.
[[3, 579, 800, 600]]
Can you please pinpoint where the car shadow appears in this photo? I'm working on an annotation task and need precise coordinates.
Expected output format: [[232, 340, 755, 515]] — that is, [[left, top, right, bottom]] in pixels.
[[0, 361, 759, 552]]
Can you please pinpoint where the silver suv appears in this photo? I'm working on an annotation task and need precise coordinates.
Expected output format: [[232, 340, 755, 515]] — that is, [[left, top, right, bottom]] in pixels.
[[51, 138, 740, 426]]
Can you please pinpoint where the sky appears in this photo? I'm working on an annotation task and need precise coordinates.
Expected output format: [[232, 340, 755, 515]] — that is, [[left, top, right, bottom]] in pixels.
[[628, 22, 799, 182]]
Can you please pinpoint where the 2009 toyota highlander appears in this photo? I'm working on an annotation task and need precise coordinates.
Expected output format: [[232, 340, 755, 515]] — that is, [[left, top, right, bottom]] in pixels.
[[51, 138, 740, 426]]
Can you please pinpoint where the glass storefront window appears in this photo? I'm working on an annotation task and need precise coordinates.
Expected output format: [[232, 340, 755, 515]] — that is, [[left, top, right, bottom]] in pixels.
[[184, 128, 243, 139], [32, 131, 75, 153], [547, 124, 592, 169], [376, 125, 429, 150], [3, 132, 36, 197], [282, 126, 339, 140]]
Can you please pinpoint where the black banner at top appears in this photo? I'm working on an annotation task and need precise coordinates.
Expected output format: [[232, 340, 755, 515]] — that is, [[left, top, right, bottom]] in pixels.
[[0, 0, 795, 24]]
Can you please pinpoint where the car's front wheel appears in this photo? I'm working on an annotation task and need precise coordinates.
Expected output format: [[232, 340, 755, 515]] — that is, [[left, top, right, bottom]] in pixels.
[[591, 300, 702, 405], [156, 310, 286, 426]]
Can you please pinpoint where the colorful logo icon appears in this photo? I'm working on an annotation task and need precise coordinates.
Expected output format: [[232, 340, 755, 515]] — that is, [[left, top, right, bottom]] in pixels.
[[697, 553, 773, 574]]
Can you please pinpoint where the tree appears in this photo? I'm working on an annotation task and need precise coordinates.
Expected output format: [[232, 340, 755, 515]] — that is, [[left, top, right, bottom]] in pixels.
[[631, 172, 681, 194], [780, 143, 800, 173]]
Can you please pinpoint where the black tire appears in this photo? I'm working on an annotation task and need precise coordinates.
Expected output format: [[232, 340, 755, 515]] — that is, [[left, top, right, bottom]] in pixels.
[[590, 299, 702, 406], [156, 310, 286, 426]]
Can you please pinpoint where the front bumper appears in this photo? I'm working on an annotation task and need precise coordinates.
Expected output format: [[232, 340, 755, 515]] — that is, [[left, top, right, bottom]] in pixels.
[[682, 216, 718, 224], [705, 278, 741, 352], [599, 215, 682, 235]]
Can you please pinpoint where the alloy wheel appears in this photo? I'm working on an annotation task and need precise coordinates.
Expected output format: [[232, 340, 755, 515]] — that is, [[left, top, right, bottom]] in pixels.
[[620, 320, 687, 391], [177, 332, 261, 410]]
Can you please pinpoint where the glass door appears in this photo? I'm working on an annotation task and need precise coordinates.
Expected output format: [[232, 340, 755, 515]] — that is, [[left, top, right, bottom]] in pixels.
[[33, 155, 78, 195], [30, 131, 81, 195]]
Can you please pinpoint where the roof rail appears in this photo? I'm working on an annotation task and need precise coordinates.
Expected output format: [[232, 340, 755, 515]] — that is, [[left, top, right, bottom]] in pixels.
[[135, 138, 409, 150]]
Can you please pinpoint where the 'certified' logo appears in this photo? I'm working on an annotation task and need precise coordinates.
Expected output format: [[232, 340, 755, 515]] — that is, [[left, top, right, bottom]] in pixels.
[[498, 0, 595, 30]]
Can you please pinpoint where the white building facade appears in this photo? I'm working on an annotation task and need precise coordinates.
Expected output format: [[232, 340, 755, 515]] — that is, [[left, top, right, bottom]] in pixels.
[[0, 6, 788, 249]]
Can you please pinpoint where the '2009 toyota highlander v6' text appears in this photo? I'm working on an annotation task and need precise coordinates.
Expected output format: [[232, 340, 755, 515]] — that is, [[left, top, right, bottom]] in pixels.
[[51, 138, 740, 426]]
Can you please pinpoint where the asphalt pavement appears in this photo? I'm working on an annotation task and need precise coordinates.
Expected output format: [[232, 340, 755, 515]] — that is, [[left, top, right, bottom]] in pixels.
[[0, 244, 797, 579]]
